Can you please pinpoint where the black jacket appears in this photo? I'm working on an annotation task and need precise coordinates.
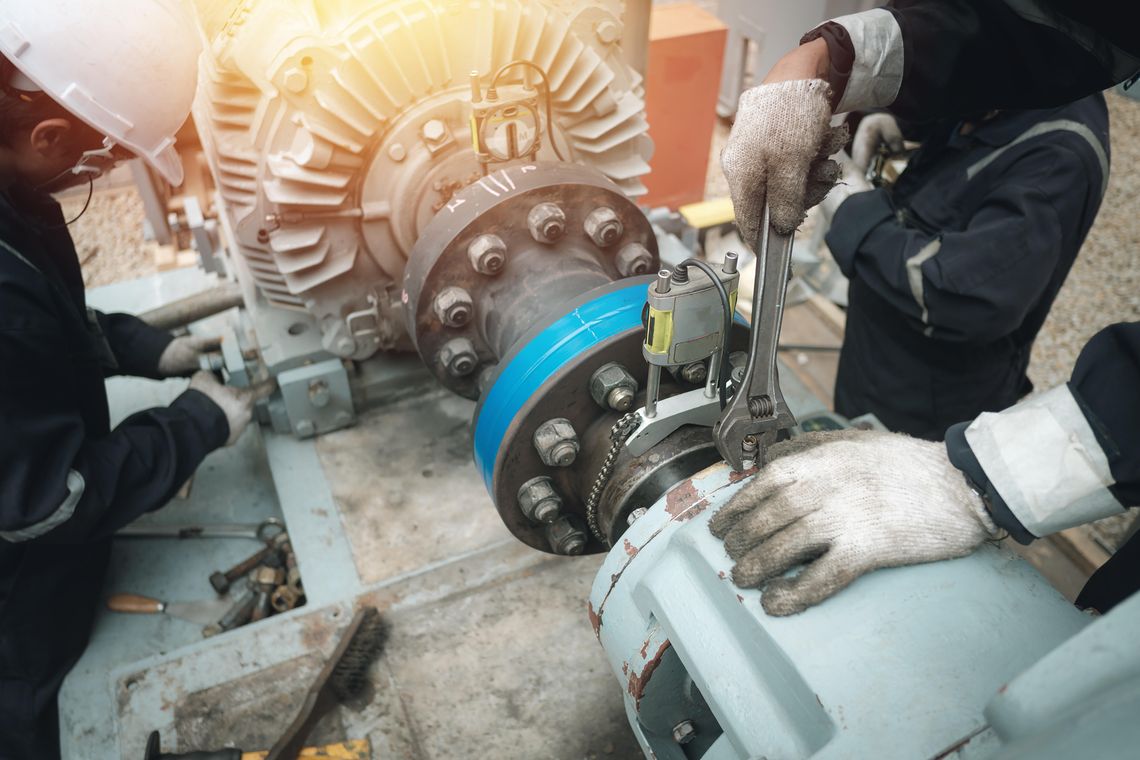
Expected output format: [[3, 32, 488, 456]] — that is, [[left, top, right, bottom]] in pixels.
[[827, 94, 1109, 439], [0, 185, 227, 759]]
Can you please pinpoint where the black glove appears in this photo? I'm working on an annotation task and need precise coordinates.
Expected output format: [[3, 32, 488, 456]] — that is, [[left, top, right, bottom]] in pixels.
[[144, 731, 242, 760]]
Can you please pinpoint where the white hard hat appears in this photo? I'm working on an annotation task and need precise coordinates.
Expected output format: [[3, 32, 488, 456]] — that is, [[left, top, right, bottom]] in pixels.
[[0, 0, 202, 185]]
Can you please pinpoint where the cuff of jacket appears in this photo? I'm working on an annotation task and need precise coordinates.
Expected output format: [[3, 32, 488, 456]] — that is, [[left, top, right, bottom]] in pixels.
[[800, 22, 854, 112], [804, 9, 903, 114], [945, 421, 1034, 543], [173, 389, 230, 453], [824, 187, 894, 278]]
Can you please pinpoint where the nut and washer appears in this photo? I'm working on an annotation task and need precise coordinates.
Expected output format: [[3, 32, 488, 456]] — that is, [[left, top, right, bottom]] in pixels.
[[533, 418, 579, 467], [468, 234, 507, 275], [527, 202, 567, 244], [433, 286, 474, 327], [615, 242, 654, 276], [584, 206, 624, 247], [518, 476, 563, 524], [672, 721, 697, 745], [680, 361, 707, 385], [270, 585, 302, 612], [545, 515, 587, 555], [589, 362, 638, 412], [439, 337, 478, 377], [421, 118, 447, 143]]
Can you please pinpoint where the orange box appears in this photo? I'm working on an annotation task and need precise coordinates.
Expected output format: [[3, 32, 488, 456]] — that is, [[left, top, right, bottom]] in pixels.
[[642, 4, 727, 209]]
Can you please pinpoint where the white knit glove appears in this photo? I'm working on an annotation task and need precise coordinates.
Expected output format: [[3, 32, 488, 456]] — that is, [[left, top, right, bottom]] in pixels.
[[158, 335, 222, 376], [816, 151, 871, 226], [722, 79, 848, 241], [188, 371, 276, 446], [708, 430, 1001, 616], [850, 113, 904, 174]]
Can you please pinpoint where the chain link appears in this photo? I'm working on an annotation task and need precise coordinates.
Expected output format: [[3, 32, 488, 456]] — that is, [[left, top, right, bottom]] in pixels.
[[585, 411, 641, 544]]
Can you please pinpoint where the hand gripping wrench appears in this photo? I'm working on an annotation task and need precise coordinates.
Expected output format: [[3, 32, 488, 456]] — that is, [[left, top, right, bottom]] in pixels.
[[713, 204, 797, 470]]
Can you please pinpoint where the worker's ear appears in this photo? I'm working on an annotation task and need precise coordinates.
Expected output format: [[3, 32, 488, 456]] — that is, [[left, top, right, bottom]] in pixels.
[[28, 118, 76, 160]]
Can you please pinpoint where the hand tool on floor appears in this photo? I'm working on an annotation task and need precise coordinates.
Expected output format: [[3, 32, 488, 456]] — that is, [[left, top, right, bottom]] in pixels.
[[143, 732, 371, 759], [203, 588, 259, 637], [713, 203, 798, 470], [116, 517, 285, 542], [266, 606, 390, 760], [107, 593, 233, 626]]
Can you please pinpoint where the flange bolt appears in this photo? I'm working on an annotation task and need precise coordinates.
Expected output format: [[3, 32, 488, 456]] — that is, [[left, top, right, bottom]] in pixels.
[[528, 202, 567, 244]]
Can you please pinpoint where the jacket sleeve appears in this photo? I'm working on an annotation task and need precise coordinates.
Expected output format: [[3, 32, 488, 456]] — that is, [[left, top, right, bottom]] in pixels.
[[95, 311, 175, 379], [945, 323, 1139, 543], [0, 284, 229, 545], [809, 2, 1133, 118], [825, 143, 1094, 344]]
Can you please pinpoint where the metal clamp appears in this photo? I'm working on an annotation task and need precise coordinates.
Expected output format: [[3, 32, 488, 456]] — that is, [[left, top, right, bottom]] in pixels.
[[713, 205, 797, 470]]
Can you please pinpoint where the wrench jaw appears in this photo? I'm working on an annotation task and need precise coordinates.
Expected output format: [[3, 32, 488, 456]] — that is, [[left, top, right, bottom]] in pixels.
[[712, 396, 796, 470]]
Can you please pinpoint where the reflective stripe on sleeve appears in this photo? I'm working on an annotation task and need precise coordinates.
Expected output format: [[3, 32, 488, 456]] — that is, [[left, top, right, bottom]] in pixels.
[[830, 9, 904, 113], [0, 470, 85, 542], [965, 386, 1124, 537]]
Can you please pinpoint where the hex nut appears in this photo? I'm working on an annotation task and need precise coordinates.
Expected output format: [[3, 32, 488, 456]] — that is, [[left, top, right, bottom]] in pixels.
[[545, 516, 587, 555], [439, 337, 478, 377], [527, 202, 567, 244], [433, 286, 474, 327], [615, 242, 654, 276], [584, 206, 624, 247], [294, 419, 316, 438], [589, 362, 638, 411], [518, 476, 562, 525], [672, 721, 697, 745], [282, 66, 308, 94], [681, 361, 708, 385], [468, 234, 507, 275], [421, 118, 447, 143], [533, 418, 580, 467]]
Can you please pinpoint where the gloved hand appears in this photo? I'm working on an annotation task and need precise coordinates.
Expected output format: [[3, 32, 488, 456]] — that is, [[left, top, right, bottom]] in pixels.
[[721, 79, 848, 241], [815, 151, 872, 226], [850, 112, 904, 174], [158, 335, 222, 376], [188, 370, 276, 446], [708, 430, 1000, 616]]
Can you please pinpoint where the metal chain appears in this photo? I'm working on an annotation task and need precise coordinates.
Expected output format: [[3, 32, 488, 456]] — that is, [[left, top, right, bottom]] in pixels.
[[585, 411, 641, 544]]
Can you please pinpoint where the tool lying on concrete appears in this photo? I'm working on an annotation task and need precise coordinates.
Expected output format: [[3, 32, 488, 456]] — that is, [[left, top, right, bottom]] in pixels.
[[210, 543, 278, 594], [142, 733, 371, 759], [107, 593, 233, 626], [116, 518, 285, 542], [265, 606, 389, 760], [203, 533, 304, 635], [713, 203, 797, 469]]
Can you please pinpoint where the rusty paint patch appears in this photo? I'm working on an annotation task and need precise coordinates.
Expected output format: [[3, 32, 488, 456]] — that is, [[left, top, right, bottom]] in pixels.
[[622, 662, 629, 675], [639, 639, 650, 658], [587, 601, 602, 639], [665, 478, 701, 518], [672, 498, 710, 523], [627, 640, 672, 708], [717, 570, 727, 579], [623, 539, 638, 558], [727, 467, 759, 483]]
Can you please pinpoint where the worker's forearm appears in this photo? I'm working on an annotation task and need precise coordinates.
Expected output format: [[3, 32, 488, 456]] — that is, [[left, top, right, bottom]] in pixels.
[[762, 39, 830, 85]]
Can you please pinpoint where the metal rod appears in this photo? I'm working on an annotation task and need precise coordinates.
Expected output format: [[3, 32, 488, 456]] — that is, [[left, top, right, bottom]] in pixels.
[[644, 365, 661, 418], [138, 281, 244, 330], [704, 351, 719, 399]]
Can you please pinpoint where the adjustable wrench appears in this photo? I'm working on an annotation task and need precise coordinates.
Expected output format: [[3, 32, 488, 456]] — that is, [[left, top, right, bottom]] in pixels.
[[713, 204, 797, 470]]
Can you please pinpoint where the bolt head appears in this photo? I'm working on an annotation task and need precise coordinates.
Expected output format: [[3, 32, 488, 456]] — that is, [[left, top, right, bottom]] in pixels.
[[433, 286, 474, 328], [468, 234, 507, 275], [294, 419, 316, 438], [518, 476, 562, 524], [527, 202, 567, 244], [532, 498, 560, 524], [595, 19, 622, 44], [626, 507, 648, 526], [387, 142, 406, 162], [282, 67, 308, 94], [681, 361, 708, 385], [544, 516, 588, 555], [333, 336, 356, 356], [615, 242, 655, 277], [421, 118, 447, 143], [533, 418, 580, 467], [439, 337, 478, 377], [584, 206, 624, 247], [590, 362, 638, 411], [672, 721, 696, 745], [308, 379, 331, 407]]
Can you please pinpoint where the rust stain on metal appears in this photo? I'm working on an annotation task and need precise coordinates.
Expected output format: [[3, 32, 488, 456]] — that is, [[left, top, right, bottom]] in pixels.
[[672, 498, 710, 522], [728, 467, 759, 483], [665, 478, 701, 518], [736, 594, 744, 604], [587, 601, 602, 639], [622, 662, 629, 675], [623, 538, 638, 557], [627, 640, 672, 708], [717, 570, 727, 579]]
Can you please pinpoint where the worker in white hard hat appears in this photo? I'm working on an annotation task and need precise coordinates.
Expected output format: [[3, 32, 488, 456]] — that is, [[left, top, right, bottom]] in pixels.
[[0, 2, 270, 756], [713, 1, 1139, 619]]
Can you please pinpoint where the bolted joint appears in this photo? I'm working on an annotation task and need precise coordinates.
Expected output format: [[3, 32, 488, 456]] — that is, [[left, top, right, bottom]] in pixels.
[[681, 361, 708, 385], [421, 118, 448, 143], [433, 286, 474, 327], [527, 202, 567, 244], [589, 362, 638, 412], [518, 476, 563, 525], [545, 516, 587, 555], [615, 242, 654, 277], [672, 721, 697, 745], [468, 234, 507, 275], [439, 337, 478, 378], [584, 206, 624, 248], [533, 418, 580, 467]]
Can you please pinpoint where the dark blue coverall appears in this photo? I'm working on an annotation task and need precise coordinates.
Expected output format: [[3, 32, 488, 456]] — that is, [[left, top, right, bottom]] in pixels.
[[0, 184, 228, 759], [807, 0, 1139, 612], [826, 94, 1109, 440]]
